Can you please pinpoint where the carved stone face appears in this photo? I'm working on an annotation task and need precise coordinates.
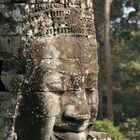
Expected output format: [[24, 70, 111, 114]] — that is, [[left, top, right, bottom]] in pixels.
[[49, 38, 98, 140], [53, 80, 99, 140], [15, 37, 98, 140]]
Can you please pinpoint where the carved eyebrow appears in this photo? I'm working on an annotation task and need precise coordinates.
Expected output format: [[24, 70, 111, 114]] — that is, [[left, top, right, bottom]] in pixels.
[[57, 69, 79, 76]]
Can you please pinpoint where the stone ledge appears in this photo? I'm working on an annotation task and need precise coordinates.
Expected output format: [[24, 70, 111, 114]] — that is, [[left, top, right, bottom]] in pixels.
[[87, 131, 111, 140]]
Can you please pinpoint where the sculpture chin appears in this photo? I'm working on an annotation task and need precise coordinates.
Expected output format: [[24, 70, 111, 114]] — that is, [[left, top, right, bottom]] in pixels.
[[53, 120, 92, 140], [53, 131, 88, 140]]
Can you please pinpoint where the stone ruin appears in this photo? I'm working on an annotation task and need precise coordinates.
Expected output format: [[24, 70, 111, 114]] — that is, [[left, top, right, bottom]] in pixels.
[[0, 0, 100, 140]]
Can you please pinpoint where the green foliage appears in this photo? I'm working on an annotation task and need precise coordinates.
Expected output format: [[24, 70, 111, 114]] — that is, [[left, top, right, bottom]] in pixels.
[[119, 117, 140, 140], [94, 0, 140, 124], [92, 119, 126, 140], [93, 0, 140, 138], [112, 37, 140, 123]]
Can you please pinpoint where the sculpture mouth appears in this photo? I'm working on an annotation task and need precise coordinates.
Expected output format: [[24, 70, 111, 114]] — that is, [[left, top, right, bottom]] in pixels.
[[53, 121, 93, 140], [54, 120, 92, 133]]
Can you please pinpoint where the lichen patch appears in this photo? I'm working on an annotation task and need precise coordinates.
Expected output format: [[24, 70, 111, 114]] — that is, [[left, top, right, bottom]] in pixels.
[[10, 7, 23, 22]]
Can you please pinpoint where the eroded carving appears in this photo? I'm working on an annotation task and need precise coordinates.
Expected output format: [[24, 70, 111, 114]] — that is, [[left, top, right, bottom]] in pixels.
[[0, 0, 98, 140]]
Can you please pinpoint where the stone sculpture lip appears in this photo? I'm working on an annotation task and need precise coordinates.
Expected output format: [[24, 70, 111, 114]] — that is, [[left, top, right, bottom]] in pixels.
[[54, 120, 91, 133]]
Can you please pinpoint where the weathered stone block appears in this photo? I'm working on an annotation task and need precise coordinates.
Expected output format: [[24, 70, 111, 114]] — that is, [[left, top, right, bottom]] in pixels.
[[8, 56, 99, 93], [59, 59, 99, 75], [1, 74, 24, 91], [24, 58, 98, 76], [36, 92, 61, 117], [0, 23, 23, 35], [0, 4, 24, 23], [0, 92, 17, 140], [0, 92, 16, 118], [2, 59, 22, 74], [21, 37, 98, 60], [0, 36, 22, 59]]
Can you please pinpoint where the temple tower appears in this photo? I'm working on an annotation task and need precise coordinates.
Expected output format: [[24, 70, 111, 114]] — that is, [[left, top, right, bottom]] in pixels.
[[0, 0, 98, 140]]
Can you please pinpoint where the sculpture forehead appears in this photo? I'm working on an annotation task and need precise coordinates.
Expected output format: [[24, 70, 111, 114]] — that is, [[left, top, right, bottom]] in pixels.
[[33, 37, 96, 59], [28, 37, 98, 74]]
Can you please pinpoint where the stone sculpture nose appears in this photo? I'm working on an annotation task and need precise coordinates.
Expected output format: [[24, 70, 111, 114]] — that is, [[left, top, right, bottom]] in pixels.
[[62, 92, 91, 122], [64, 105, 91, 122]]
